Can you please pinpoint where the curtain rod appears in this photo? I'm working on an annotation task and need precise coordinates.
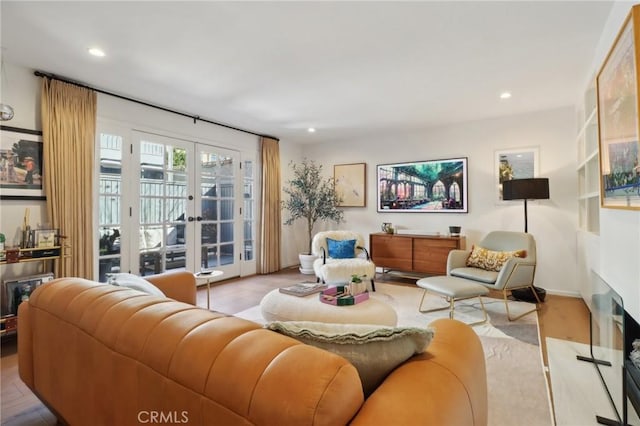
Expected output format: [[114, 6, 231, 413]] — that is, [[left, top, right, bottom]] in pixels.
[[33, 70, 279, 141]]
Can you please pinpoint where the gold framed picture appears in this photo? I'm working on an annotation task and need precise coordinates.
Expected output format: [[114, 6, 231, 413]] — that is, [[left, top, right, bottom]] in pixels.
[[597, 6, 640, 210]]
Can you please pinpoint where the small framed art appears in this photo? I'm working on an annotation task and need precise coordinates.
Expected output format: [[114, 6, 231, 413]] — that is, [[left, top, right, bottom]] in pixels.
[[34, 229, 57, 248], [0, 125, 45, 200], [495, 147, 539, 202], [334, 163, 366, 207]]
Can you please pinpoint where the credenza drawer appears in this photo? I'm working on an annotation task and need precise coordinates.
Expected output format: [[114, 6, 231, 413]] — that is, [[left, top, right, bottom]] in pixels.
[[370, 233, 465, 275]]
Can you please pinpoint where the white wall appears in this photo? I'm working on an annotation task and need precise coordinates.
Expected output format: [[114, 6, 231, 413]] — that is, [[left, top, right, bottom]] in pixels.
[[297, 107, 579, 296], [0, 63, 47, 280]]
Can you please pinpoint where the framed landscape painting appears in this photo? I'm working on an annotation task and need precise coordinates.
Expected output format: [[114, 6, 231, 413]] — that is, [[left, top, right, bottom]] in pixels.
[[334, 163, 366, 207], [495, 147, 539, 202], [597, 7, 640, 210], [377, 157, 468, 213], [0, 126, 45, 200]]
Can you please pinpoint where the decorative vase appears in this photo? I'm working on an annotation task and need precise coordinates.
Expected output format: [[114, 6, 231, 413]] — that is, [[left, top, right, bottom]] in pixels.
[[298, 253, 317, 275]]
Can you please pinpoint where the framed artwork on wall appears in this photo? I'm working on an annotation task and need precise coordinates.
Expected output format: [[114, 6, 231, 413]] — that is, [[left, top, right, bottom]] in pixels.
[[334, 163, 366, 207], [0, 125, 45, 200], [377, 157, 468, 213], [597, 6, 640, 210], [495, 147, 539, 202]]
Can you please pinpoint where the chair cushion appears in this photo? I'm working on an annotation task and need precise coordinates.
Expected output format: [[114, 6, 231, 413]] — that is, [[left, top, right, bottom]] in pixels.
[[450, 267, 499, 284], [466, 245, 526, 272], [266, 321, 433, 396], [327, 238, 356, 259]]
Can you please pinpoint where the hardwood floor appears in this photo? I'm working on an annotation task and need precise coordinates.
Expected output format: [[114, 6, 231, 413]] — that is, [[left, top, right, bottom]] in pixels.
[[1, 268, 590, 425]]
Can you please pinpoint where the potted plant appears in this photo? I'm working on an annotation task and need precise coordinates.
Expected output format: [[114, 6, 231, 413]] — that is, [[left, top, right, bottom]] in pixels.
[[282, 158, 344, 274]]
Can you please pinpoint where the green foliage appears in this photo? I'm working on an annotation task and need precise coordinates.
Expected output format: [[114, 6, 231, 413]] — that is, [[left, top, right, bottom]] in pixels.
[[282, 159, 344, 254]]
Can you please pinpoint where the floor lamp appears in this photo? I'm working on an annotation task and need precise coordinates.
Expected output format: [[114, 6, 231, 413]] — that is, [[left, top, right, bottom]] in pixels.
[[502, 178, 550, 233], [502, 178, 549, 303]]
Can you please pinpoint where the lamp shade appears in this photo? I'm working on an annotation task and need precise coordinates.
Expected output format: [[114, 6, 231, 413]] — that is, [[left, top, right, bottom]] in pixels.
[[502, 178, 549, 200]]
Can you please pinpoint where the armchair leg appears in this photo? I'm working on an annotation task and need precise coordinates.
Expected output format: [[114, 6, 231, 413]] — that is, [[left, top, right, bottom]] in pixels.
[[502, 285, 541, 321], [370, 279, 376, 292]]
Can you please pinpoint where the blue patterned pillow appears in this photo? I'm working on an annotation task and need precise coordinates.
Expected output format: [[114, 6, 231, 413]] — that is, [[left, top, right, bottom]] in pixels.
[[327, 238, 356, 259]]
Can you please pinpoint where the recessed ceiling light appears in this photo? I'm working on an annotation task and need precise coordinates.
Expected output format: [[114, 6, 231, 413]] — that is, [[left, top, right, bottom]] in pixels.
[[88, 47, 106, 57], [500, 92, 512, 99], [307, 128, 316, 133]]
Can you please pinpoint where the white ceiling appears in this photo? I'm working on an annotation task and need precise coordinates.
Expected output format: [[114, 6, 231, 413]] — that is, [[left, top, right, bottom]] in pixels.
[[1, 1, 613, 143]]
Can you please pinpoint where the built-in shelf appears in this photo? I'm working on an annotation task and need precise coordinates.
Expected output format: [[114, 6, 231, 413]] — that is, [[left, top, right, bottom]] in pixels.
[[577, 77, 600, 235], [0, 246, 65, 266]]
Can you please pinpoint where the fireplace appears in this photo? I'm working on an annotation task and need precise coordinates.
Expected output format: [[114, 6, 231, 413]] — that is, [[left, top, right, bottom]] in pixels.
[[580, 270, 640, 425], [624, 311, 640, 423]]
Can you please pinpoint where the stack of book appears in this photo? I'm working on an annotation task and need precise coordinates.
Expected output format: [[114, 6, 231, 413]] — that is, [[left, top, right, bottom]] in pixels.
[[279, 282, 328, 297]]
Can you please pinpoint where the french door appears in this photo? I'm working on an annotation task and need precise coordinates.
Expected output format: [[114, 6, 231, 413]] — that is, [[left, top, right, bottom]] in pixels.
[[96, 124, 256, 281]]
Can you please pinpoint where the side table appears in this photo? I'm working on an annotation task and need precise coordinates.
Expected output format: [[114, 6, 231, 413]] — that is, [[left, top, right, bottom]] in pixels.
[[194, 270, 223, 309]]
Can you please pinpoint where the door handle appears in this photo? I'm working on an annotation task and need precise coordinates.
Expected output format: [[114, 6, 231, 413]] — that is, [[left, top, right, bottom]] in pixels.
[[188, 216, 195, 222], [196, 216, 203, 221]]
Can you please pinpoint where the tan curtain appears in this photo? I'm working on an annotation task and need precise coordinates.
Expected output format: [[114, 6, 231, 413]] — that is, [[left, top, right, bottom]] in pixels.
[[41, 79, 97, 278], [259, 137, 281, 273]]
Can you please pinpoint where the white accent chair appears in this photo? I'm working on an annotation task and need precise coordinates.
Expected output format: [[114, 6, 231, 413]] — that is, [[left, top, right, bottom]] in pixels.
[[312, 230, 376, 291], [447, 230, 540, 321]]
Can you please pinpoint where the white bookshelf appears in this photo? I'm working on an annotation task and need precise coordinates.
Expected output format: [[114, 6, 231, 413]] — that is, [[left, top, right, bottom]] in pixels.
[[576, 79, 600, 235]]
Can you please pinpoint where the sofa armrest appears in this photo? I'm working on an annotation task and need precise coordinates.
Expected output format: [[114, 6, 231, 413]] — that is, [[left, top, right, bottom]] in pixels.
[[494, 258, 536, 290], [447, 249, 471, 274], [17, 302, 34, 388], [146, 271, 197, 305], [352, 318, 487, 425]]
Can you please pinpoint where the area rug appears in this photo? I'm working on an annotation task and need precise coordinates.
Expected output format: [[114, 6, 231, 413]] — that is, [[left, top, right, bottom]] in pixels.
[[235, 282, 554, 426]]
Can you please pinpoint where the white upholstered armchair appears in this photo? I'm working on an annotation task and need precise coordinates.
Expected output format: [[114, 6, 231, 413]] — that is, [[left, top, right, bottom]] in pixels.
[[447, 230, 539, 320], [312, 230, 376, 291]]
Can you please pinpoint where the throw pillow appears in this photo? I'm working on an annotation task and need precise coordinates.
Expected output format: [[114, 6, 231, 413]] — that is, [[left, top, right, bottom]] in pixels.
[[265, 321, 434, 396], [466, 245, 527, 272], [326, 238, 356, 259], [109, 273, 165, 297]]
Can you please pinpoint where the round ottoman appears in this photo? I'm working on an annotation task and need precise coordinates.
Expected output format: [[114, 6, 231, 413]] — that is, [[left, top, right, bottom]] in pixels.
[[260, 289, 397, 326]]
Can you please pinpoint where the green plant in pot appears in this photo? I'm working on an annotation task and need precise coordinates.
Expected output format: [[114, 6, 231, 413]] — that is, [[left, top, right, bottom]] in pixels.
[[282, 158, 344, 274]]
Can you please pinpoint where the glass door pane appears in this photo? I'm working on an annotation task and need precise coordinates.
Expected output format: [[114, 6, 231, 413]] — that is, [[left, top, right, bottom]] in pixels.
[[137, 134, 192, 276], [243, 157, 256, 268], [98, 132, 123, 282], [198, 145, 240, 277]]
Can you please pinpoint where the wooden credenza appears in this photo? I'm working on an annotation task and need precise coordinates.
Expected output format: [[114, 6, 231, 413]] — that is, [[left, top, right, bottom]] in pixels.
[[370, 233, 466, 276]]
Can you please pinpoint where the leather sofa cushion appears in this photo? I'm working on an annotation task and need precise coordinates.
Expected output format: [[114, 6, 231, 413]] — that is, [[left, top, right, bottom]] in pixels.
[[266, 321, 434, 396]]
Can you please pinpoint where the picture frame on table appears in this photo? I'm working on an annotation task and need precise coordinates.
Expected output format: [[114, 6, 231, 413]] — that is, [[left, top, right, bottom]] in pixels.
[[34, 229, 58, 248], [334, 163, 366, 207], [377, 157, 468, 213], [0, 125, 45, 200], [597, 7, 640, 210], [495, 147, 539, 203]]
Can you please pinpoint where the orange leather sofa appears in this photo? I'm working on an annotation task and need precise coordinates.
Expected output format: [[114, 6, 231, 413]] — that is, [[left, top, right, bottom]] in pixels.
[[18, 271, 487, 425]]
